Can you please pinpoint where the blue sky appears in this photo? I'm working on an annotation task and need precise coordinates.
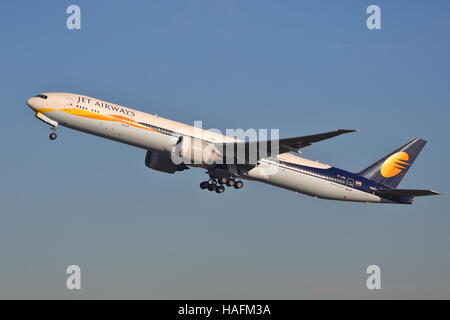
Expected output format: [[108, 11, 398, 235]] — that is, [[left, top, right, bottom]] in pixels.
[[0, 0, 449, 298]]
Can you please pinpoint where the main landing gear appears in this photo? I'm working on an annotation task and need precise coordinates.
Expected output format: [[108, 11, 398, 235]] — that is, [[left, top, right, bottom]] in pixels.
[[199, 176, 244, 194]]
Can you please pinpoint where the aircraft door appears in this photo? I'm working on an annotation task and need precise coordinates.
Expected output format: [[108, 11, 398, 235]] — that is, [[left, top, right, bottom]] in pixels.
[[346, 178, 354, 191]]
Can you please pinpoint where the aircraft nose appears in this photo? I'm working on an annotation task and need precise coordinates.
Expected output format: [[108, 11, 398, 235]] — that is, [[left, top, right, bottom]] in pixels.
[[26, 97, 38, 111]]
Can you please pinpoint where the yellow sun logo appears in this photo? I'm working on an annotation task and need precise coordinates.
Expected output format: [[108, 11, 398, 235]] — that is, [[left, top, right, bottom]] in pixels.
[[380, 152, 410, 178]]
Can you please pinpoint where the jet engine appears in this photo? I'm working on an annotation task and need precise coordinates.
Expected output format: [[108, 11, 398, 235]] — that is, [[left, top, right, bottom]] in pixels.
[[145, 150, 189, 174]]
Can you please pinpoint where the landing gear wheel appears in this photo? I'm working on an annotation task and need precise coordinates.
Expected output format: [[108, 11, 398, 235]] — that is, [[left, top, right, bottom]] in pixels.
[[49, 132, 57, 140], [234, 180, 244, 189], [200, 181, 209, 189], [207, 184, 216, 192], [219, 177, 228, 185], [215, 185, 225, 194], [226, 179, 235, 187]]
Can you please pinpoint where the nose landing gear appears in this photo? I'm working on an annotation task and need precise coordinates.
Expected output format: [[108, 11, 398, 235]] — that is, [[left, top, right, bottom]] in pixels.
[[49, 125, 58, 140], [34, 113, 59, 141], [49, 132, 57, 140]]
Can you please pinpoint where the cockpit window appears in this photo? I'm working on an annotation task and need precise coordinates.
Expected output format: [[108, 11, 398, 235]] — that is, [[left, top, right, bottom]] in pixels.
[[35, 94, 48, 99]]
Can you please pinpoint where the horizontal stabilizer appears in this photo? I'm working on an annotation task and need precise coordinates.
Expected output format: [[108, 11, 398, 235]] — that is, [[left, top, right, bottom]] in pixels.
[[374, 189, 440, 197]]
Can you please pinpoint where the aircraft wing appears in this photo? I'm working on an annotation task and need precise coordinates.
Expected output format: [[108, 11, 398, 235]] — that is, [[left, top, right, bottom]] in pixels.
[[272, 129, 357, 152], [215, 129, 356, 164]]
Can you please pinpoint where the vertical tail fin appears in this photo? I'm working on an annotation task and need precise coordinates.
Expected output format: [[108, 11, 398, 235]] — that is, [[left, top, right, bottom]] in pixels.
[[359, 138, 427, 188]]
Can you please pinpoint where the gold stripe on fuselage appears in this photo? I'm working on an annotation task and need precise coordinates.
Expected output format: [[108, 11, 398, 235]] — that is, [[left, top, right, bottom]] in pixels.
[[35, 107, 159, 134]]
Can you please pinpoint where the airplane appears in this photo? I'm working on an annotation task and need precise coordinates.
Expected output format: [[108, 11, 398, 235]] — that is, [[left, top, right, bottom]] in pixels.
[[26, 92, 439, 204]]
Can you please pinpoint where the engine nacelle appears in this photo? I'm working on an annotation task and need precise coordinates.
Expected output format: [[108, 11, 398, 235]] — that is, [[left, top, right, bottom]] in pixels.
[[176, 136, 222, 165], [145, 150, 188, 174]]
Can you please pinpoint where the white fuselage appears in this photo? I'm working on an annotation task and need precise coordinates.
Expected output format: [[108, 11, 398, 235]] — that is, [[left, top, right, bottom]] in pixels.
[[26, 92, 388, 203]]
